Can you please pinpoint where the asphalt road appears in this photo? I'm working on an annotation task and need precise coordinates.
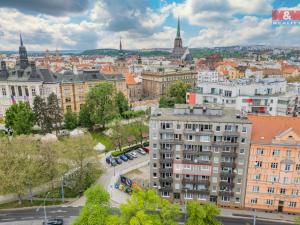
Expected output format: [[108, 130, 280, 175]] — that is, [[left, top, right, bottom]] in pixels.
[[0, 206, 291, 225]]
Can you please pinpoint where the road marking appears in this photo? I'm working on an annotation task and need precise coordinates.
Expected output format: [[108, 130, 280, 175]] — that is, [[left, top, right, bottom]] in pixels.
[[21, 216, 34, 219], [1, 218, 14, 221], [49, 210, 68, 213]]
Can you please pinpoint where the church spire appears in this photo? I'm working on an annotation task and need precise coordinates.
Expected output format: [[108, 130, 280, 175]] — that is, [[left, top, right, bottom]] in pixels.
[[176, 17, 181, 38], [20, 33, 23, 46], [119, 38, 122, 51]]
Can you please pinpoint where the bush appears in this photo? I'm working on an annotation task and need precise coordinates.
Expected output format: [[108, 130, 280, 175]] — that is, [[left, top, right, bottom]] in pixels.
[[111, 143, 143, 157], [122, 110, 145, 119], [111, 151, 123, 157], [143, 141, 149, 147]]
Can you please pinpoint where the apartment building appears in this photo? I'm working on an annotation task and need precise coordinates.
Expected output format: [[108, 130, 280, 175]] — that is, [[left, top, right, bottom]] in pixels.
[[149, 104, 252, 208], [187, 76, 299, 116], [245, 115, 300, 214]]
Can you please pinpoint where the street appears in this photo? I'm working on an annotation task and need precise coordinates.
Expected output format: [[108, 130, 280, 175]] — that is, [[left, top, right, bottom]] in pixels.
[[0, 206, 292, 225]]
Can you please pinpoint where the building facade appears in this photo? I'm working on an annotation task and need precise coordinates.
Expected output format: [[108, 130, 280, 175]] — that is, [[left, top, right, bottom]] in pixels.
[[149, 104, 252, 208], [142, 67, 197, 99], [245, 115, 300, 214]]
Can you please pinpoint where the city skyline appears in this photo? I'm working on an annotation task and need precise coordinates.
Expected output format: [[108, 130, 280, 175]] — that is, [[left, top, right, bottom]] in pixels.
[[0, 0, 300, 51]]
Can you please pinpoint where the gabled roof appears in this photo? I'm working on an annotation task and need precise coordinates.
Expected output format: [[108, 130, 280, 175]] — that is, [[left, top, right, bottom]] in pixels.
[[124, 73, 136, 85], [248, 115, 300, 144]]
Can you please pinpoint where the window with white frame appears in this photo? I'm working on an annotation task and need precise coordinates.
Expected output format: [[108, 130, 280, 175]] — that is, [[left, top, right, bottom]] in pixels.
[[271, 162, 278, 169], [289, 202, 297, 208], [252, 186, 259, 193], [294, 177, 300, 184], [221, 196, 230, 202], [286, 150, 292, 157], [256, 148, 264, 155], [267, 187, 274, 194], [266, 199, 273, 206], [296, 164, 300, 171], [292, 189, 298, 196], [285, 164, 291, 171], [242, 127, 247, 133], [235, 197, 240, 203], [239, 149, 245, 154], [253, 174, 261, 180], [255, 161, 262, 168], [251, 198, 257, 204], [153, 153, 157, 159], [272, 149, 280, 156], [200, 135, 210, 142], [198, 194, 207, 200], [162, 191, 170, 197], [283, 177, 289, 184], [184, 192, 193, 199], [268, 175, 278, 183]]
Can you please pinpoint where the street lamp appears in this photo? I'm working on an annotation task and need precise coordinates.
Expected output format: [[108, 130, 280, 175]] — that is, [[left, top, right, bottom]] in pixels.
[[36, 192, 51, 223]]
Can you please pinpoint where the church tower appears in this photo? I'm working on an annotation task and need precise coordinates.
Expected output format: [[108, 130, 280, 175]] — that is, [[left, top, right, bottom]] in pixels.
[[19, 34, 29, 69], [173, 17, 183, 49]]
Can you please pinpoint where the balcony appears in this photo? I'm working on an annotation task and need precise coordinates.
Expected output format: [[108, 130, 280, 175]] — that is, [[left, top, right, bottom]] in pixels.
[[182, 178, 210, 186], [160, 186, 173, 192], [223, 131, 240, 136], [159, 158, 173, 164], [159, 129, 174, 133], [221, 162, 236, 168], [221, 152, 237, 158], [220, 172, 236, 178], [181, 159, 211, 165], [218, 191, 234, 197], [187, 189, 210, 195], [219, 181, 235, 188], [223, 142, 239, 146], [159, 177, 173, 183], [159, 139, 175, 144], [159, 168, 173, 173], [160, 148, 173, 153]]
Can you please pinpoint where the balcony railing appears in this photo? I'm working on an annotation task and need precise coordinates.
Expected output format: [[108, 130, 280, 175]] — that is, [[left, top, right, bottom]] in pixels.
[[182, 178, 210, 186], [220, 172, 236, 177], [218, 190, 234, 197], [219, 181, 235, 188], [159, 158, 173, 164], [159, 168, 173, 173], [221, 152, 237, 158], [159, 177, 173, 183], [221, 162, 236, 168]]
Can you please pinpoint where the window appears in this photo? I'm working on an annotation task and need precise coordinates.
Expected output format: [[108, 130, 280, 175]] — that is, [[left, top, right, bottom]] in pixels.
[[176, 124, 181, 129], [240, 149, 245, 154], [238, 158, 244, 165], [289, 202, 297, 208], [286, 150, 291, 157], [268, 175, 278, 183], [153, 182, 157, 187], [153, 153, 157, 159], [175, 183, 180, 190], [252, 186, 259, 193], [65, 97, 71, 103], [153, 143, 157, 149], [162, 191, 170, 197], [184, 192, 193, 199], [200, 135, 210, 142], [221, 196, 230, 202], [175, 174, 180, 180], [283, 177, 289, 184], [292, 189, 298, 196], [242, 127, 247, 133], [266, 199, 273, 206], [253, 174, 261, 180], [255, 161, 262, 168], [280, 188, 286, 195], [294, 177, 300, 184], [153, 163, 157, 168], [267, 187, 274, 194], [212, 186, 217, 192], [216, 126, 221, 131], [212, 177, 217, 183], [285, 164, 291, 171], [237, 169, 243, 175], [32, 88, 36, 96], [271, 162, 278, 169], [66, 105, 71, 111], [256, 148, 264, 155], [296, 164, 300, 171], [153, 173, 157, 178], [241, 138, 246, 143], [1, 87, 6, 96], [213, 157, 219, 163], [235, 197, 240, 203], [251, 198, 257, 204], [198, 194, 207, 200], [237, 178, 242, 184], [272, 149, 280, 156], [17, 86, 22, 96], [213, 167, 218, 173]]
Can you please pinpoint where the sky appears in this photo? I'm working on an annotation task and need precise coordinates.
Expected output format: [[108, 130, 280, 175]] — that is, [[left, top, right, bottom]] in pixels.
[[0, 0, 300, 51]]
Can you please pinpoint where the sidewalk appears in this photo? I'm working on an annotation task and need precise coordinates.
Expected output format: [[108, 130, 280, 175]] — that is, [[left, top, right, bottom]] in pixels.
[[220, 208, 296, 223]]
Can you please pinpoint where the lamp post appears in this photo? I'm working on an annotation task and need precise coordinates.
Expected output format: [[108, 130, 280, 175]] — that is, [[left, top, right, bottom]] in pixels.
[[36, 192, 51, 223]]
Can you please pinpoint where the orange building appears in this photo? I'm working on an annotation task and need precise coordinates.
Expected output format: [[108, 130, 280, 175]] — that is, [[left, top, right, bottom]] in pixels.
[[245, 115, 300, 213]]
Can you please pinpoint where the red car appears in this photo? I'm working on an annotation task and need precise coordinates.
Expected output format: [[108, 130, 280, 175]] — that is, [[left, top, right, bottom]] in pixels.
[[143, 147, 150, 154]]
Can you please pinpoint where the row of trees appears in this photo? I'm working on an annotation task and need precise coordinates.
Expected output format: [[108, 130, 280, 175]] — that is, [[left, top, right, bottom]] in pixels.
[[0, 134, 101, 203], [159, 80, 191, 108], [4, 82, 132, 134], [73, 186, 221, 225]]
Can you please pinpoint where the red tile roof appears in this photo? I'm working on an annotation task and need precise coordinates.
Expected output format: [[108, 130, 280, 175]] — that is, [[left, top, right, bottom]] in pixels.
[[125, 73, 136, 85], [248, 115, 300, 144]]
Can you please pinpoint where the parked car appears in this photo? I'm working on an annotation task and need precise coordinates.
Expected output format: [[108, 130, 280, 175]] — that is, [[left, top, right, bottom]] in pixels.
[[137, 148, 146, 155], [43, 219, 64, 225], [106, 157, 112, 164], [115, 157, 122, 164], [129, 151, 138, 158], [120, 155, 128, 162], [110, 158, 117, 166], [143, 147, 150, 153], [125, 153, 133, 160]]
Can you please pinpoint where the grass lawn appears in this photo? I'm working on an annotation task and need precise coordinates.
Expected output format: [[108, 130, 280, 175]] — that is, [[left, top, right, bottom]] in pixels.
[[36, 186, 80, 199], [0, 200, 62, 209], [91, 122, 149, 152]]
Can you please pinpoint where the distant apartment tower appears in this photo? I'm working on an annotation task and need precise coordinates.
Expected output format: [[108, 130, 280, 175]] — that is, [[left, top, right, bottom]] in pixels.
[[149, 104, 252, 208], [245, 115, 300, 214]]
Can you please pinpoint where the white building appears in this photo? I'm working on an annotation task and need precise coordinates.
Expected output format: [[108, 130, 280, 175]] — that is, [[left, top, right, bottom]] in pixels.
[[187, 76, 299, 116]]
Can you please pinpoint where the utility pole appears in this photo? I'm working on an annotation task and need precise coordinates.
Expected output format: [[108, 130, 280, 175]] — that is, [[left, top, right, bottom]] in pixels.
[[253, 209, 256, 225], [61, 177, 64, 203]]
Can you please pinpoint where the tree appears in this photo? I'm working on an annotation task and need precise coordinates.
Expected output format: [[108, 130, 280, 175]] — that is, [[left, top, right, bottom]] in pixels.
[[64, 109, 78, 130], [115, 91, 129, 116], [72, 185, 110, 225], [120, 189, 180, 225], [5, 102, 35, 135], [79, 104, 93, 128], [111, 119, 126, 151], [185, 201, 221, 225], [33, 96, 52, 134], [159, 81, 191, 108], [0, 136, 39, 203], [47, 93, 63, 135], [133, 117, 148, 146], [60, 134, 100, 194], [85, 82, 118, 129], [295, 217, 300, 225]]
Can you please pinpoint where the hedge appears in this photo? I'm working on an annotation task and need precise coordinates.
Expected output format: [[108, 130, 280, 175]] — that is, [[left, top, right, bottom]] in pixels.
[[110, 143, 143, 157], [122, 110, 145, 119]]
